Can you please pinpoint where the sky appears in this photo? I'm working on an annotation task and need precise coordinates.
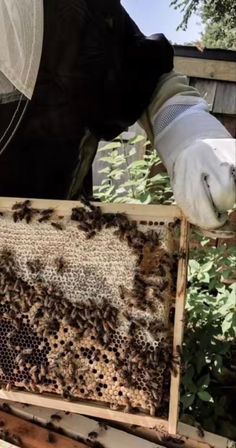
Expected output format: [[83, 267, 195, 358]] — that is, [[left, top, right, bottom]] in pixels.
[[121, 0, 203, 44]]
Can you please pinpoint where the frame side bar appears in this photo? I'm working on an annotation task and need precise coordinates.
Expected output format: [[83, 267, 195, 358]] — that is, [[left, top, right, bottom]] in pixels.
[[168, 218, 190, 434]]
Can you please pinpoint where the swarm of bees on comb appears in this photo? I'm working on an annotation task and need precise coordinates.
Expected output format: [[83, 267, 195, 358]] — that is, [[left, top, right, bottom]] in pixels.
[[0, 200, 179, 417]]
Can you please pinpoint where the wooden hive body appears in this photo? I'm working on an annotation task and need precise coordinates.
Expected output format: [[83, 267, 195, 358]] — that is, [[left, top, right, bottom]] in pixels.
[[0, 198, 189, 434]]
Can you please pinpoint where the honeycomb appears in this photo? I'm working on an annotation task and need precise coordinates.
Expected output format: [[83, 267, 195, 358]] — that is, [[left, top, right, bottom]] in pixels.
[[0, 201, 178, 417]]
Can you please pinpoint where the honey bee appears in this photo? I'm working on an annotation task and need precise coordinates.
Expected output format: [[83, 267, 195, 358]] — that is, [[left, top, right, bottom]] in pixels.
[[124, 400, 131, 413], [12, 199, 31, 210], [40, 208, 54, 216], [150, 404, 156, 416], [12, 200, 39, 223], [77, 222, 91, 232], [27, 259, 43, 274], [86, 230, 96, 239], [38, 208, 54, 222], [38, 215, 51, 223], [47, 432, 57, 444], [55, 257, 66, 274], [93, 443, 105, 448], [88, 431, 98, 441], [197, 425, 205, 438], [51, 222, 64, 230], [50, 414, 62, 422]]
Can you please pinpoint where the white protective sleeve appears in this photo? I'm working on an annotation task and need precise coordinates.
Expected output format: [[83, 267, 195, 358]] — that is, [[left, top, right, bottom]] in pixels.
[[143, 73, 236, 229], [0, 0, 43, 100]]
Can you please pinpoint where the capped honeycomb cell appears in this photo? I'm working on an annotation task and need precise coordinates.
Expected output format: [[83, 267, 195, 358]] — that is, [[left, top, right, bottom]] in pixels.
[[0, 201, 178, 417]]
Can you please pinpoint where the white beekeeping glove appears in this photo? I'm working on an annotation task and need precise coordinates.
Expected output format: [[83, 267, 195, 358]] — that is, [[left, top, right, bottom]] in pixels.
[[142, 73, 236, 229]]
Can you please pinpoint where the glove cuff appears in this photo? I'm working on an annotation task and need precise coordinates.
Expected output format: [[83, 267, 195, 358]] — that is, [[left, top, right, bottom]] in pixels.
[[151, 95, 231, 175]]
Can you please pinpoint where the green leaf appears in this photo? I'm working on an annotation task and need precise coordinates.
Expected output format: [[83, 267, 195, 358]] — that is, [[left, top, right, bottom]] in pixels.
[[197, 391, 214, 402], [181, 393, 195, 410], [201, 261, 214, 272], [139, 193, 152, 204], [196, 353, 206, 374], [122, 180, 140, 188], [189, 260, 200, 272], [148, 173, 168, 182], [128, 147, 137, 156], [128, 135, 146, 145], [98, 167, 111, 174], [196, 374, 210, 389], [98, 141, 121, 151], [96, 184, 110, 192], [127, 160, 146, 170], [222, 314, 234, 334], [116, 187, 126, 194]]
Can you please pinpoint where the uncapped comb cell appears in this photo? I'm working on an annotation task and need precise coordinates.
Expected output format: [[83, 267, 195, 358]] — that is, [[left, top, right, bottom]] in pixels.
[[0, 203, 177, 416]]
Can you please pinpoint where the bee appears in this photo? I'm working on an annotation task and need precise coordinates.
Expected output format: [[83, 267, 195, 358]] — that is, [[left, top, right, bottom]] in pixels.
[[178, 250, 187, 260], [12, 199, 31, 210], [21, 348, 33, 358], [38, 215, 51, 223], [40, 208, 54, 216], [176, 344, 182, 358], [47, 432, 57, 444], [77, 222, 91, 233], [62, 390, 72, 401], [128, 321, 137, 337], [86, 230, 96, 239], [39, 365, 47, 380], [109, 403, 120, 411], [145, 230, 159, 249], [124, 398, 131, 413], [98, 422, 108, 432], [51, 222, 64, 230], [50, 414, 62, 422], [71, 207, 85, 222], [55, 257, 66, 274], [197, 425, 205, 438], [88, 431, 98, 441], [156, 265, 166, 277], [27, 259, 43, 274], [38, 208, 54, 222], [148, 320, 166, 337], [93, 443, 105, 448], [12, 200, 38, 223], [150, 404, 156, 416]]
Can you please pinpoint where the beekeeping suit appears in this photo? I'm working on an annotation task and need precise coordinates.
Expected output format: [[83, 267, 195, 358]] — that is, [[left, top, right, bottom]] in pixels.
[[0, 0, 235, 229]]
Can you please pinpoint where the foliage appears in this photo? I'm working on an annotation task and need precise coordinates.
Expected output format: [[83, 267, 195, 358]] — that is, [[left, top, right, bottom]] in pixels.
[[94, 135, 236, 440], [93, 135, 173, 204], [170, 0, 236, 30], [170, 0, 236, 49], [181, 235, 236, 439], [202, 19, 236, 50]]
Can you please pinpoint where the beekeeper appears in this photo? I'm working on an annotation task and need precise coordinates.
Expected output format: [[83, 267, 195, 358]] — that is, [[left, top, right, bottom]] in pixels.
[[0, 1, 235, 229]]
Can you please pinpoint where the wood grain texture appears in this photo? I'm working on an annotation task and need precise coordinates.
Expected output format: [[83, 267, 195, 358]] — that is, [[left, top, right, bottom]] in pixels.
[[168, 219, 190, 435], [117, 421, 232, 448], [0, 401, 161, 448], [213, 82, 236, 115], [0, 198, 187, 431], [174, 56, 236, 83], [189, 79, 217, 111], [214, 114, 236, 138], [0, 410, 88, 448], [0, 197, 182, 221], [0, 390, 168, 430]]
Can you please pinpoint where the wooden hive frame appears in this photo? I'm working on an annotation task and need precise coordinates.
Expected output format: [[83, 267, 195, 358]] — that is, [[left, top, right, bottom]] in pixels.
[[0, 198, 189, 435]]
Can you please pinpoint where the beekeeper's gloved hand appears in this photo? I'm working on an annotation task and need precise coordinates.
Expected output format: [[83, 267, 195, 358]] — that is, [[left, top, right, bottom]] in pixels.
[[140, 71, 236, 229]]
